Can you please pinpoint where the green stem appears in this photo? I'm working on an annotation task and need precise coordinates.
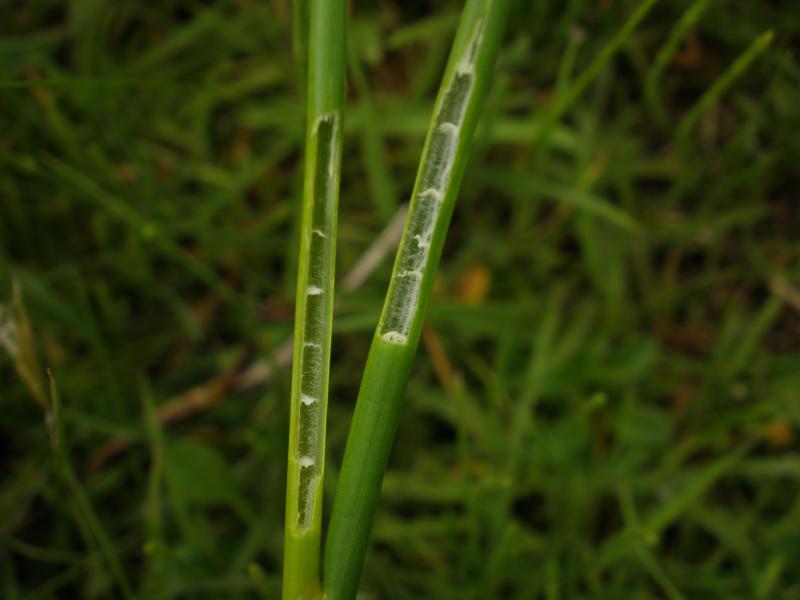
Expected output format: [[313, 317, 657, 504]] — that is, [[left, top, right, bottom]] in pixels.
[[283, 1, 347, 599], [323, 2, 510, 598]]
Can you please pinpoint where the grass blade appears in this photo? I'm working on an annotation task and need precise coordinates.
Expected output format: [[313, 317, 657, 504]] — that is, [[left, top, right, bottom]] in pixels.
[[644, 0, 713, 125], [323, 2, 511, 598], [677, 29, 773, 141]]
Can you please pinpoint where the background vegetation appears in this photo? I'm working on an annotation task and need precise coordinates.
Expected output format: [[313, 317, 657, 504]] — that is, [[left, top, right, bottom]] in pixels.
[[1, 1, 798, 598]]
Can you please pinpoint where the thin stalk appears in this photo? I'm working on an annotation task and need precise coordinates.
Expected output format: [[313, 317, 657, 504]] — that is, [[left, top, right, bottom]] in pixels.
[[282, 1, 347, 599], [323, 2, 511, 598], [47, 372, 134, 599], [286, 0, 309, 297]]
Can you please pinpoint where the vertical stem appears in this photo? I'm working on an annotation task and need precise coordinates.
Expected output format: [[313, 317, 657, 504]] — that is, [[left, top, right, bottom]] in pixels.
[[323, 2, 511, 598], [283, 1, 347, 599]]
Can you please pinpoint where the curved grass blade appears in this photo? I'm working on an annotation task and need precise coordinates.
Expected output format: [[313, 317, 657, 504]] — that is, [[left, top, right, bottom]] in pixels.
[[323, 2, 511, 598]]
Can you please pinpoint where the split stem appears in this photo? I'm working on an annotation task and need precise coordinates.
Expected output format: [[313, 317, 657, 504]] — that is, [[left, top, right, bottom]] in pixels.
[[282, 1, 347, 598], [322, 2, 511, 598]]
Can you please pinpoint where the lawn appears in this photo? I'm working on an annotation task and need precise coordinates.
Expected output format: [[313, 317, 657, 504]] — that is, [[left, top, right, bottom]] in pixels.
[[1, 1, 799, 598]]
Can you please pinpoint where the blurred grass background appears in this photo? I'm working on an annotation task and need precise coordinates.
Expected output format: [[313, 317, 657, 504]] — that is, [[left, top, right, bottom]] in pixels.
[[1, 0, 799, 598]]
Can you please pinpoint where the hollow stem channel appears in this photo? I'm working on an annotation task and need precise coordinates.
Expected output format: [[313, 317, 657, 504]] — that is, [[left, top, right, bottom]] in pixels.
[[323, 1, 511, 598], [282, 1, 346, 599]]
